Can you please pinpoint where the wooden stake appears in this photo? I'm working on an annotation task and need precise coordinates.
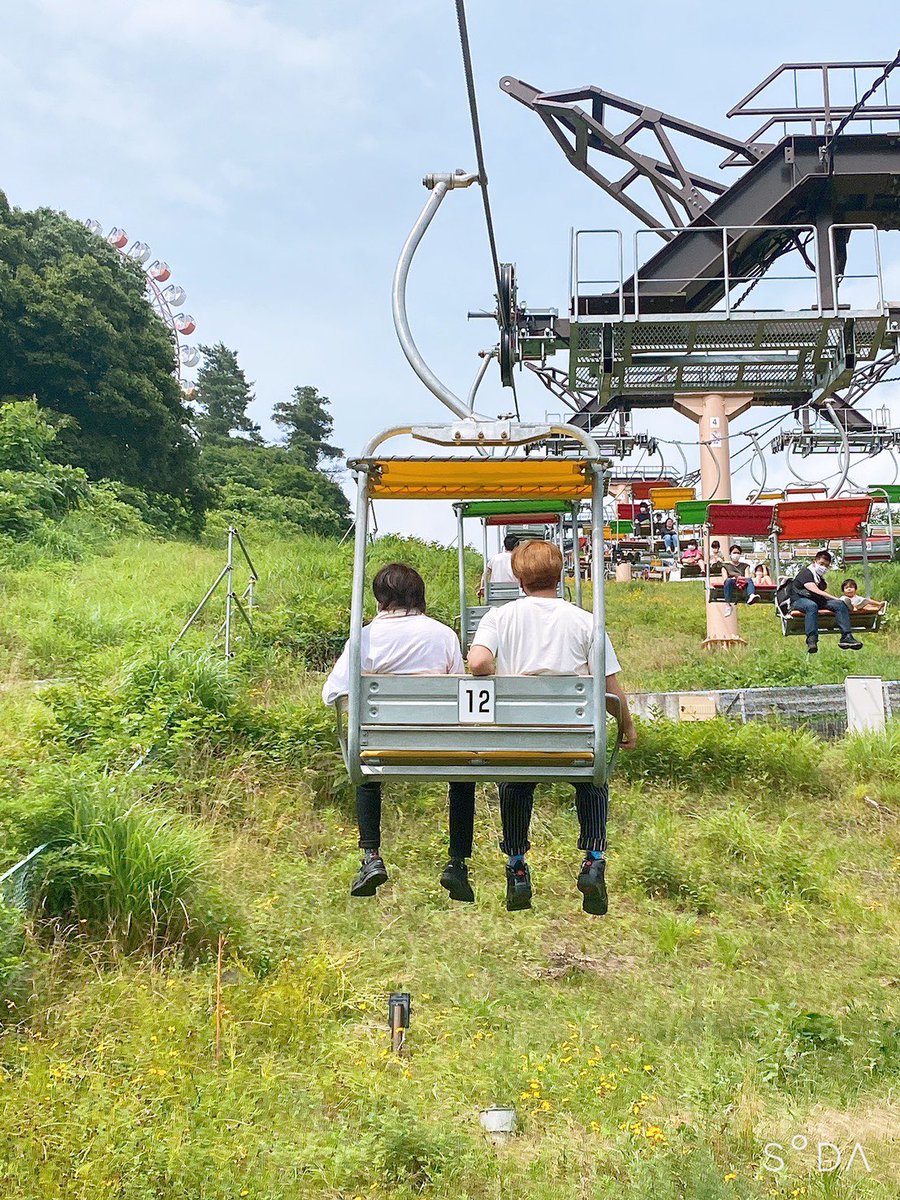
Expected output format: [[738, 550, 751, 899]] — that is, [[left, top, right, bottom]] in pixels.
[[215, 932, 225, 1066]]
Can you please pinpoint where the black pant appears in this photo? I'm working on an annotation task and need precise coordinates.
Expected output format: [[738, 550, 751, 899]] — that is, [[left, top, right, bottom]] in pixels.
[[356, 782, 476, 859], [498, 782, 608, 856]]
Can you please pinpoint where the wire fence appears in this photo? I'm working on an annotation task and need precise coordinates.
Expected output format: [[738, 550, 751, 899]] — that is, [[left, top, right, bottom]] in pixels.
[[630, 681, 900, 740]]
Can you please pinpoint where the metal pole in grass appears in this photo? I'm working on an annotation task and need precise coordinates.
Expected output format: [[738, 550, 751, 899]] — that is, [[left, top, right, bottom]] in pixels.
[[224, 528, 235, 659], [215, 932, 225, 1065], [389, 992, 411, 1056]]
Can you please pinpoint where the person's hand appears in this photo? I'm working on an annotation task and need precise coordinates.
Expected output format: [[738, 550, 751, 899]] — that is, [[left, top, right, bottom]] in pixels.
[[619, 721, 637, 750], [477, 586, 484, 599]]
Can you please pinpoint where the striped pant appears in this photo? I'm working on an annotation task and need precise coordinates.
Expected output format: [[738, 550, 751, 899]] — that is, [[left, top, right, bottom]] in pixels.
[[498, 782, 608, 856]]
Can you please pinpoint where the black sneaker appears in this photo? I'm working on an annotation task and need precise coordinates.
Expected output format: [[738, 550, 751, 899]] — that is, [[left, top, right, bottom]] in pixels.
[[838, 633, 863, 651], [505, 862, 533, 912], [806, 635, 818, 655], [577, 856, 608, 916], [440, 858, 475, 903], [350, 852, 388, 898]]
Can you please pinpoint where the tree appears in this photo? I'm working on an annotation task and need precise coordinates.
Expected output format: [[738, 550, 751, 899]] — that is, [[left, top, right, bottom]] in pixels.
[[193, 343, 262, 444], [272, 385, 342, 470], [0, 191, 203, 520]]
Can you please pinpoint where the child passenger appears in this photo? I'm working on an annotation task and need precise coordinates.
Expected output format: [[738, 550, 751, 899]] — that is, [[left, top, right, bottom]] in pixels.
[[840, 578, 887, 614], [322, 562, 476, 903]]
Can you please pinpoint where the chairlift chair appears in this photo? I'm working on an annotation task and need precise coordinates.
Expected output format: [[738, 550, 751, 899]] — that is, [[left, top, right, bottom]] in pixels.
[[333, 421, 624, 789]]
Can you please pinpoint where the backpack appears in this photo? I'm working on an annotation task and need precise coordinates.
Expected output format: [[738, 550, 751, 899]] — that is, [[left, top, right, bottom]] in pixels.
[[775, 577, 794, 616]]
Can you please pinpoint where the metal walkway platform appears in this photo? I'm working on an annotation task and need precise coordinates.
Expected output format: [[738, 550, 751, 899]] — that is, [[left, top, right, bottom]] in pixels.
[[568, 309, 897, 405]]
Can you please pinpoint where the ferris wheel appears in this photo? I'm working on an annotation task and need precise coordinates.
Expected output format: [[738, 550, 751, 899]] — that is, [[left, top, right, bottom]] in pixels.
[[83, 220, 201, 390]]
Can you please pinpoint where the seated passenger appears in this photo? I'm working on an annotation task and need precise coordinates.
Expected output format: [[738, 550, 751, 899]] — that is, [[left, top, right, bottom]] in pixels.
[[720, 544, 758, 615], [662, 516, 679, 554], [840, 577, 887, 615], [681, 540, 704, 572], [708, 540, 724, 571], [753, 563, 774, 588], [467, 541, 636, 917], [478, 533, 519, 599], [791, 550, 862, 654], [323, 562, 476, 903]]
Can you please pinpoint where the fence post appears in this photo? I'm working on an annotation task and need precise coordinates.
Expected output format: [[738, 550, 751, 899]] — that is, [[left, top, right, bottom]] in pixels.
[[224, 528, 235, 659]]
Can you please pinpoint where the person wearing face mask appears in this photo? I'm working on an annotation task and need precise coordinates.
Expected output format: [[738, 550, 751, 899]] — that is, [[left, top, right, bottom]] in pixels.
[[791, 550, 863, 654], [719, 544, 757, 616]]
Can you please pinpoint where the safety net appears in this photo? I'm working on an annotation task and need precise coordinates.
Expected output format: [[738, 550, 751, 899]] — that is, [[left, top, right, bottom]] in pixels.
[[367, 458, 593, 500], [775, 497, 872, 541]]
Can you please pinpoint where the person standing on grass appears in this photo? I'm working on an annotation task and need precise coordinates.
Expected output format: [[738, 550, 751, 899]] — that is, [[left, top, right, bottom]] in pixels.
[[478, 533, 519, 599], [467, 540, 636, 917], [791, 550, 863, 654], [719, 544, 758, 616], [322, 562, 476, 903]]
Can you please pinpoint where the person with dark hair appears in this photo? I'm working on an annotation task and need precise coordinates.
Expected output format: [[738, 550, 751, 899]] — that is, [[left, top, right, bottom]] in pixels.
[[479, 533, 520, 599], [791, 550, 863, 653], [468, 540, 636, 917], [323, 562, 476, 902], [840, 578, 886, 615], [719, 544, 757, 615]]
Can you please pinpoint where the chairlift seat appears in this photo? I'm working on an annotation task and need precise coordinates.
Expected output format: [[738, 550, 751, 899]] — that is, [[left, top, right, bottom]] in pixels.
[[350, 675, 617, 782], [780, 603, 887, 636], [708, 583, 776, 604], [841, 537, 895, 563]]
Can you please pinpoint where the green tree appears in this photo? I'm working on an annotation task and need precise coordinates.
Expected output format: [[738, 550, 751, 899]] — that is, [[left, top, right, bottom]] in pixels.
[[193, 344, 262, 444], [272, 385, 342, 470], [0, 191, 202, 521]]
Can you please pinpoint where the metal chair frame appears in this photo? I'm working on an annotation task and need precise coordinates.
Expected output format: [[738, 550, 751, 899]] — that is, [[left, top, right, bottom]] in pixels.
[[335, 420, 621, 788]]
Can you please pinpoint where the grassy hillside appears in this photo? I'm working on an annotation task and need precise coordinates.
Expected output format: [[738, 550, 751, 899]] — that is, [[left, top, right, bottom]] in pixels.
[[1, 526, 898, 1199]]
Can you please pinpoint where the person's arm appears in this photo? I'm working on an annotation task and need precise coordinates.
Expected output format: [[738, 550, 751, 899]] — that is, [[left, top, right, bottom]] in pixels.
[[321, 640, 351, 706], [467, 645, 495, 676], [478, 562, 490, 599], [803, 578, 832, 599], [606, 673, 636, 749]]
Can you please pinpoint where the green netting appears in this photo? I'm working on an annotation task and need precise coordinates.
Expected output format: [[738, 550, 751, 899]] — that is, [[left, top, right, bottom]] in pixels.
[[869, 485, 900, 504], [460, 499, 574, 517]]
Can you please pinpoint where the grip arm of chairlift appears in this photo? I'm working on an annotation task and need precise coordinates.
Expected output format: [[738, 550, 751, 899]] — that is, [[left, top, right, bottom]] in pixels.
[[391, 171, 486, 421]]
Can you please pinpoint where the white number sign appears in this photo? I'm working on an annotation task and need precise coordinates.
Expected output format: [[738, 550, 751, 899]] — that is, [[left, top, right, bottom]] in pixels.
[[458, 678, 496, 723]]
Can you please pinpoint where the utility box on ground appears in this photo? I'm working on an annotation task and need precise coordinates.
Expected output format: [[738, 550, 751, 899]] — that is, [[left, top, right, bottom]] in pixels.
[[844, 677, 886, 735]]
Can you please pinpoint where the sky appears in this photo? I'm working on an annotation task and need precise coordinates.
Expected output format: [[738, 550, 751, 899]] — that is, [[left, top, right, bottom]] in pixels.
[[2, 0, 899, 543]]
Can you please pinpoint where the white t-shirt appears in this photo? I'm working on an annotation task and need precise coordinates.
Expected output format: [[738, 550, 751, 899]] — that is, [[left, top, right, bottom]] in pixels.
[[487, 550, 518, 585], [471, 596, 621, 678], [322, 612, 464, 705]]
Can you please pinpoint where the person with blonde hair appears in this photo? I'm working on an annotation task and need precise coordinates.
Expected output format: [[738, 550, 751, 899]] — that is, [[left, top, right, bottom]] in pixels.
[[468, 540, 636, 916]]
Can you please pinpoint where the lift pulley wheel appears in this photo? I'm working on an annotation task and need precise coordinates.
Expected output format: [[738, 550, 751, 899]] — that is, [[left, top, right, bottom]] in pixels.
[[497, 262, 519, 388]]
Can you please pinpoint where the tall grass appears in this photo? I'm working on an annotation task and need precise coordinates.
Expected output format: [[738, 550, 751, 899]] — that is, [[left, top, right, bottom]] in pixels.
[[27, 771, 227, 955]]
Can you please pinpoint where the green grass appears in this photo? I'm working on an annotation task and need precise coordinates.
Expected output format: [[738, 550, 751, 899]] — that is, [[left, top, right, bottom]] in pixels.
[[0, 526, 898, 1198]]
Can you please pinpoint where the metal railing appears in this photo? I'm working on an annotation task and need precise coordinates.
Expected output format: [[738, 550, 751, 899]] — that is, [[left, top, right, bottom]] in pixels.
[[633, 224, 821, 317], [172, 526, 259, 660], [572, 222, 890, 319]]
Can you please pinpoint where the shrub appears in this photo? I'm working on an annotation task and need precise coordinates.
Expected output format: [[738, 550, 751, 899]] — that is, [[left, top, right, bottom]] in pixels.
[[620, 717, 823, 794], [29, 770, 228, 954]]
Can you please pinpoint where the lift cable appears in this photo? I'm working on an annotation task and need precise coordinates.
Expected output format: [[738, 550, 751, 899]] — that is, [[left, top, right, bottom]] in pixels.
[[453, 0, 520, 419], [454, 0, 503, 310], [820, 49, 900, 167]]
